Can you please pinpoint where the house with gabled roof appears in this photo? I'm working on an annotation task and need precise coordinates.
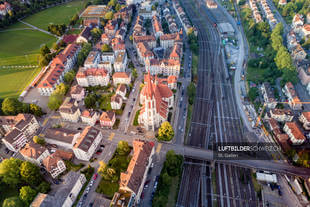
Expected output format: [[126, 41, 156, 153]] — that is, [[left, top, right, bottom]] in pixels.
[[73, 126, 103, 161]]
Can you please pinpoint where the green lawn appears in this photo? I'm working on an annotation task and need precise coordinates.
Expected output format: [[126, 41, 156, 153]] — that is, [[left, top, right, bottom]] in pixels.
[[0, 67, 41, 98], [0, 29, 56, 58], [167, 175, 180, 207], [96, 180, 119, 198], [23, 0, 85, 30]]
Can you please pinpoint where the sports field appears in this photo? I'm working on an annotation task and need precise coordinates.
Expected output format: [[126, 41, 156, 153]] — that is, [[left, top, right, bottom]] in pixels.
[[0, 0, 84, 98], [23, 0, 84, 30]]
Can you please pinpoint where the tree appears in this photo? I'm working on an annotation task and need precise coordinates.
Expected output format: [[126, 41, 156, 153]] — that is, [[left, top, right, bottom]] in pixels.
[[1, 97, 22, 115], [132, 68, 137, 79], [19, 186, 37, 206], [129, 35, 133, 41], [54, 83, 68, 95], [33, 136, 45, 145], [39, 54, 53, 67], [158, 121, 174, 141], [29, 104, 43, 117], [117, 141, 131, 155], [165, 150, 183, 176], [2, 196, 23, 207], [98, 161, 107, 175], [47, 94, 63, 110], [40, 44, 50, 56], [36, 181, 51, 193], [108, 0, 117, 7], [274, 46, 294, 70], [187, 83, 196, 105], [91, 28, 102, 42], [115, 3, 121, 11], [64, 70, 76, 84], [84, 94, 97, 108], [248, 87, 258, 102], [104, 11, 114, 20], [20, 161, 41, 186], [101, 43, 112, 52], [0, 158, 22, 185]]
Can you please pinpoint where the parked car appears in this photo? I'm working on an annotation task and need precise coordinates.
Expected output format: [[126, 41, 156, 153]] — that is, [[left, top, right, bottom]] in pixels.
[[93, 173, 98, 180]]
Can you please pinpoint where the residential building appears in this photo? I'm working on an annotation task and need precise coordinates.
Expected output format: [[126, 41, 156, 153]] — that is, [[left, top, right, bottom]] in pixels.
[[206, 0, 218, 8], [70, 85, 85, 102], [100, 111, 116, 128], [2, 128, 28, 152], [76, 27, 92, 43], [167, 75, 177, 90], [261, 83, 277, 109], [283, 122, 306, 145], [1, 114, 40, 152], [136, 42, 155, 65], [44, 128, 80, 149], [101, 33, 111, 44], [0, 2, 11, 16], [291, 44, 307, 61], [160, 32, 182, 49], [299, 112, 310, 130], [105, 20, 118, 37], [119, 140, 155, 204], [112, 38, 126, 54], [292, 14, 304, 27], [116, 84, 127, 99], [113, 72, 132, 86], [20, 142, 50, 165], [0, 114, 38, 136], [84, 50, 101, 68], [133, 35, 156, 49], [76, 68, 110, 87], [270, 109, 294, 122], [283, 82, 302, 110], [73, 126, 103, 161], [139, 72, 174, 131], [278, 0, 287, 5], [111, 94, 123, 110], [145, 58, 181, 77], [302, 24, 310, 39], [152, 15, 163, 38], [298, 66, 310, 86], [38, 44, 81, 96], [59, 97, 81, 123], [42, 154, 66, 178], [81, 109, 100, 126], [30, 172, 86, 207], [114, 52, 128, 72], [102, 52, 115, 63], [268, 118, 280, 131]]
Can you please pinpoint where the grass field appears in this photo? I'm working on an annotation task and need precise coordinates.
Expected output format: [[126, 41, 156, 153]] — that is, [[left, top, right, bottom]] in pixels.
[[0, 0, 85, 99], [0, 29, 57, 58], [23, 0, 85, 30]]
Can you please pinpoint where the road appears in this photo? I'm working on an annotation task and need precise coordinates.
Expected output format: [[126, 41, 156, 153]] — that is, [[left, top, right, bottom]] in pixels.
[[18, 20, 60, 39]]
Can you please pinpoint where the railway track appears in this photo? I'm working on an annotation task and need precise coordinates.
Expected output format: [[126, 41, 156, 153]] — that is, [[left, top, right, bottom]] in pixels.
[[176, 0, 261, 206]]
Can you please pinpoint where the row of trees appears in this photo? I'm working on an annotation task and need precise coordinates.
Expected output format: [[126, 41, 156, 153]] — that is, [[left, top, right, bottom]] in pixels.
[[47, 23, 66, 36], [0, 158, 51, 207], [77, 43, 92, 66], [270, 23, 298, 84], [1, 97, 43, 116], [273, 0, 309, 23], [152, 150, 183, 207]]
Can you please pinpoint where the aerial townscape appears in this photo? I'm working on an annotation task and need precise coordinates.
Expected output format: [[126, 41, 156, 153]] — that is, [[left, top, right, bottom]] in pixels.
[[0, 0, 310, 206]]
